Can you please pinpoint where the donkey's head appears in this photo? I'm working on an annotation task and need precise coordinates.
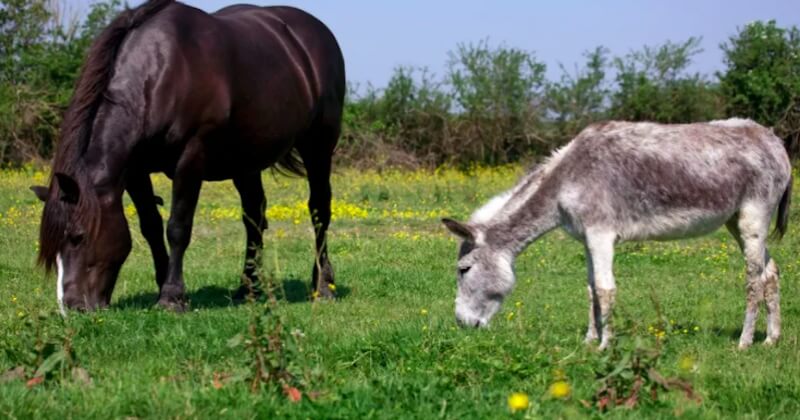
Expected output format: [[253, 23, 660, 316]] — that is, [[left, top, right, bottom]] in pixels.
[[442, 218, 514, 328], [32, 173, 131, 313]]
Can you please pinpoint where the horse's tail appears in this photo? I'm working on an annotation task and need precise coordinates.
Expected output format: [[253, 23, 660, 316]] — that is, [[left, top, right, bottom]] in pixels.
[[773, 175, 792, 240], [273, 149, 307, 177]]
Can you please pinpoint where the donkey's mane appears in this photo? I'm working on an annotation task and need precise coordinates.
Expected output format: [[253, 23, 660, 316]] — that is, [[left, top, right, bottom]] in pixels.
[[39, 0, 175, 271]]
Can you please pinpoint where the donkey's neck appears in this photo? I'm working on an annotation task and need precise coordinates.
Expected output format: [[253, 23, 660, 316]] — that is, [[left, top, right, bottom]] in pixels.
[[480, 174, 561, 257]]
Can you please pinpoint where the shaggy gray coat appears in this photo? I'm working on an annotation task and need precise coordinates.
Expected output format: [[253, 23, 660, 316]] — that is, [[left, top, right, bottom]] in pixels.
[[444, 118, 792, 350]]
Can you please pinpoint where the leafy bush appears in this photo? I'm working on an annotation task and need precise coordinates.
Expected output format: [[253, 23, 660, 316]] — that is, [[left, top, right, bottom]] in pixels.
[[0, 2, 793, 167], [718, 20, 800, 154]]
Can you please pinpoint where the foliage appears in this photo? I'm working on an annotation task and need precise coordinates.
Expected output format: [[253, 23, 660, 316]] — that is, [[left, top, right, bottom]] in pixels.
[[0, 309, 87, 387], [590, 295, 700, 411], [545, 46, 610, 142], [609, 37, 723, 123], [0, 0, 120, 165], [718, 20, 800, 153], [227, 269, 311, 398], [0, 3, 794, 167]]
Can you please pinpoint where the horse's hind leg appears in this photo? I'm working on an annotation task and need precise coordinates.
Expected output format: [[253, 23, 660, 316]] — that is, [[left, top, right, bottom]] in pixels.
[[232, 173, 267, 300], [726, 207, 774, 349], [298, 128, 337, 299]]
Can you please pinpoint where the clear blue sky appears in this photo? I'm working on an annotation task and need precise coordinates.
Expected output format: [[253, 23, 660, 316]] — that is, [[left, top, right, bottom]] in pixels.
[[71, 0, 799, 88]]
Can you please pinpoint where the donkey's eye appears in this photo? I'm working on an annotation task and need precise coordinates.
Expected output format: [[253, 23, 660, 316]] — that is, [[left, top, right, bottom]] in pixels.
[[458, 266, 471, 276], [68, 233, 84, 246]]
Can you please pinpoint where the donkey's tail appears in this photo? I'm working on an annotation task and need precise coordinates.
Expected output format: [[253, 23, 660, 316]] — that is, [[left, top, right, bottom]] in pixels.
[[773, 176, 792, 240]]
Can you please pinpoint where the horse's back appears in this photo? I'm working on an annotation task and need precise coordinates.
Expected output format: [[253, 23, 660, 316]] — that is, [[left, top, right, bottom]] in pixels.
[[113, 2, 344, 177]]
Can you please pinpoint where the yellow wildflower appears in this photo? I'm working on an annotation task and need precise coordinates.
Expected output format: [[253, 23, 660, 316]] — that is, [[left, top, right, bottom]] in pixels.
[[507, 392, 529, 412], [679, 355, 696, 373], [327, 283, 336, 292], [420, 308, 428, 316], [548, 381, 571, 399]]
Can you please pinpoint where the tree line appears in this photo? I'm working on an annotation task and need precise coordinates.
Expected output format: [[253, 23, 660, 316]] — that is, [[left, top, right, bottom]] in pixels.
[[1, 0, 798, 167]]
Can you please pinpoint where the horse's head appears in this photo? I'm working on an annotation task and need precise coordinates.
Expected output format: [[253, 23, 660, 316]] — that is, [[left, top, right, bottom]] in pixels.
[[32, 173, 131, 313], [442, 218, 514, 328]]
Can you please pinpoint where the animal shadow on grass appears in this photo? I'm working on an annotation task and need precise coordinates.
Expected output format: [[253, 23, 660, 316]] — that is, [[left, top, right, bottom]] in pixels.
[[711, 327, 767, 343], [114, 278, 350, 310]]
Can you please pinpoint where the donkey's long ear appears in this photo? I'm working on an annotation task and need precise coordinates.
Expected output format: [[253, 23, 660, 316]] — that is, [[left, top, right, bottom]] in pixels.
[[442, 218, 476, 242], [55, 173, 80, 204], [30, 185, 48, 202]]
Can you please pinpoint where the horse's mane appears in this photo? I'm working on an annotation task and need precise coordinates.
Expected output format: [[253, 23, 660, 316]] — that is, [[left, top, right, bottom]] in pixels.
[[39, 0, 175, 271]]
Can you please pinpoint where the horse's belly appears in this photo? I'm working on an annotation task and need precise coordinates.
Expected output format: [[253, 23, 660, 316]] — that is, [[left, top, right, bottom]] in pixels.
[[201, 135, 295, 180]]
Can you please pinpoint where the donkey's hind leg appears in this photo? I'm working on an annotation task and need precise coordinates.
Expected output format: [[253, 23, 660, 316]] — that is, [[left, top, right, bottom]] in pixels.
[[232, 173, 267, 301], [585, 230, 617, 350], [726, 207, 772, 349], [763, 256, 781, 345]]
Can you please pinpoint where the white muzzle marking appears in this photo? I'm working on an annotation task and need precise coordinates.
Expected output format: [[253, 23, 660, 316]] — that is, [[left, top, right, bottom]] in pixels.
[[56, 253, 66, 317]]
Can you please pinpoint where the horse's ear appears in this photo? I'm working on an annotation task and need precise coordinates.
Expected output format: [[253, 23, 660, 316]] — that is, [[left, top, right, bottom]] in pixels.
[[55, 173, 80, 204], [442, 218, 476, 242], [30, 185, 48, 202]]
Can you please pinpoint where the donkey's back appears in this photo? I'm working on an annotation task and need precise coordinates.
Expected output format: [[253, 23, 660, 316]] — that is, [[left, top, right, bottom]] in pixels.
[[556, 119, 792, 242]]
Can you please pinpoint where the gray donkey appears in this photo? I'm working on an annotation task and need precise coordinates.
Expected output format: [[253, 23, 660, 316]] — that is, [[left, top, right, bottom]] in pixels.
[[442, 118, 792, 350]]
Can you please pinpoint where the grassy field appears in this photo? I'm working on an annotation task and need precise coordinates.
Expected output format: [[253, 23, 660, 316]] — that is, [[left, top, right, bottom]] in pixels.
[[0, 164, 799, 419]]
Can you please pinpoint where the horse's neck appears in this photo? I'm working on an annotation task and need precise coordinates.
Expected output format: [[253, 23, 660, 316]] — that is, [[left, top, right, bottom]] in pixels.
[[483, 175, 562, 256], [83, 105, 143, 195]]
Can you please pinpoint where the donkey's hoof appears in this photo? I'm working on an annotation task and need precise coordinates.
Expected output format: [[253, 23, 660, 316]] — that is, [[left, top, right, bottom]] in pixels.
[[597, 340, 612, 351], [737, 341, 752, 350], [764, 337, 779, 346]]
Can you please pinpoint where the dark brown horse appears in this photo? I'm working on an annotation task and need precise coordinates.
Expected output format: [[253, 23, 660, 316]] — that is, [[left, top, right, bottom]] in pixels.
[[30, 0, 345, 312]]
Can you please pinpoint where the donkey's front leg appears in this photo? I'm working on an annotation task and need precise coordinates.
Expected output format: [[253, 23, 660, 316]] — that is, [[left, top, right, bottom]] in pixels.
[[584, 247, 598, 343], [585, 231, 617, 350], [159, 156, 203, 311]]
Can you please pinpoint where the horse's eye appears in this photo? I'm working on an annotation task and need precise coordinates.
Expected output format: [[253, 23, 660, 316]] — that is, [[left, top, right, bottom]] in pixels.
[[458, 266, 471, 276], [68, 233, 84, 246]]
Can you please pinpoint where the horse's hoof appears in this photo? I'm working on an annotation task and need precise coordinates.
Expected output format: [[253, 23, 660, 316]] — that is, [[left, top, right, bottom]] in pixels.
[[157, 297, 187, 312], [312, 283, 336, 300], [232, 285, 263, 303]]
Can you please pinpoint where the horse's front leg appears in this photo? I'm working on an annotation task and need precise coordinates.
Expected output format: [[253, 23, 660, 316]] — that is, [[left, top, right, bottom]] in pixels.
[[158, 153, 204, 311], [585, 230, 617, 350], [127, 173, 168, 290]]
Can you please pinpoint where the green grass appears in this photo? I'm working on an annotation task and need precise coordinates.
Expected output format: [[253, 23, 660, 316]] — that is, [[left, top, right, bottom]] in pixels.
[[1, 165, 799, 419]]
